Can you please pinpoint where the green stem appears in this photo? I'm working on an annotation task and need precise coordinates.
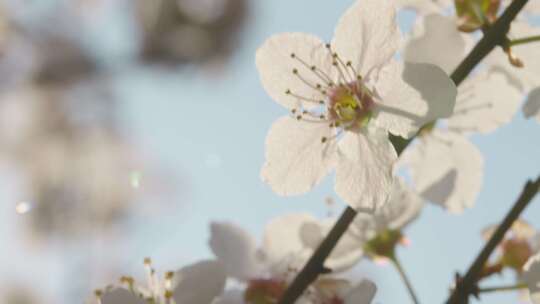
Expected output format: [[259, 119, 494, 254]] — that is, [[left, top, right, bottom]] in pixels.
[[477, 283, 528, 293], [510, 35, 540, 46], [391, 255, 421, 304]]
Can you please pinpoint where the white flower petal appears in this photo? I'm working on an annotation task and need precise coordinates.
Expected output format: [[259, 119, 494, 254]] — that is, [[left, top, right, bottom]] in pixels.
[[173, 260, 226, 304], [373, 60, 456, 138], [262, 213, 315, 275], [344, 280, 377, 304], [335, 129, 397, 211], [448, 71, 523, 134], [100, 289, 146, 304], [376, 177, 424, 231], [256, 33, 334, 110], [404, 14, 467, 74], [332, 0, 400, 77], [524, 87, 540, 123], [524, 253, 540, 304], [209, 222, 262, 280], [261, 116, 336, 196], [399, 130, 484, 213], [353, 177, 424, 239]]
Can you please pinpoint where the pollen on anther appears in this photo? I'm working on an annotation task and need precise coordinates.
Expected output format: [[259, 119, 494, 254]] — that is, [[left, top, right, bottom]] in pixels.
[[285, 89, 291, 94], [292, 68, 298, 74], [321, 137, 327, 143], [290, 53, 296, 58], [325, 43, 331, 49], [302, 110, 308, 114], [291, 109, 297, 114], [319, 100, 324, 104], [296, 115, 302, 120], [319, 114, 325, 119]]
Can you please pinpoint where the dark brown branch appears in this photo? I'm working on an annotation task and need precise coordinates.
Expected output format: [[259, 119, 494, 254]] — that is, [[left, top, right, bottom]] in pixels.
[[446, 175, 540, 304], [278, 1, 531, 302]]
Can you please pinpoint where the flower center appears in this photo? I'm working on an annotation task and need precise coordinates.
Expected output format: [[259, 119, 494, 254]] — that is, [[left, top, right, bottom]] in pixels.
[[329, 83, 374, 130], [285, 44, 376, 144]]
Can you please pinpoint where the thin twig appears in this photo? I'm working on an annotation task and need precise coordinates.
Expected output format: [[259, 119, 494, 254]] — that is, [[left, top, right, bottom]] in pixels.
[[391, 255, 421, 304], [446, 175, 540, 304], [278, 0, 532, 302], [477, 283, 528, 294], [510, 35, 540, 46]]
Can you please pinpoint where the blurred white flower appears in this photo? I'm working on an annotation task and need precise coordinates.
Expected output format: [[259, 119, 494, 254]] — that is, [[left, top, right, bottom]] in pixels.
[[97, 258, 227, 304], [209, 213, 365, 303], [524, 253, 540, 304], [404, 14, 469, 74], [448, 71, 523, 134], [257, 0, 455, 211], [399, 130, 484, 213]]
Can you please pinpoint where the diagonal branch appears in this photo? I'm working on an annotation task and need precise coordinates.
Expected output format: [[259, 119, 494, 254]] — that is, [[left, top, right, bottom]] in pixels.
[[278, 0, 531, 303], [446, 175, 540, 304]]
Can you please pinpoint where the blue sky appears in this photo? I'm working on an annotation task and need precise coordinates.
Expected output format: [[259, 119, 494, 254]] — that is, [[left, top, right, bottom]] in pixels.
[[2, 0, 540, 303]]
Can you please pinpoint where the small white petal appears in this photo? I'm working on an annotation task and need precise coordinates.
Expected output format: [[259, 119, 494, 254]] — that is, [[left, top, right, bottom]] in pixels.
[[332, 0, 400, 77], [353, 177, 424, 239], [256, 33, 334, 110], [335, 129, 397, 211], [400, 130, 484, 213], [523, 87, 540, 123], [300, 218, 364, 271], [344, 280, 377, 304], [448, 71, 523, 134], [524, 253, 540, 304], [100, 289, 146, 304], [404, 14, 467, 74], [373, 60, 456, 138], [261, 116, 336, 196], [262, 213, 315, 275], [209, 222, 262, 280], [173, 260, 226, 304]]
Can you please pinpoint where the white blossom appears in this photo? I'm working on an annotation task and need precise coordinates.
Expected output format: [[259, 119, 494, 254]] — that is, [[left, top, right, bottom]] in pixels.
[[97, 258, 226, 304], [209, 214, 366, 303], [448, 71, 523, 134], [257, 0, 456, 211], [398, 130, 484, 213]]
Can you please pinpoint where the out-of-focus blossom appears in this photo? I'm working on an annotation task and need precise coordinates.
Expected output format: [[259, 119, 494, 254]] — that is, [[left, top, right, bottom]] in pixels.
[[257, 0, 456, 211], [404, 14, 469, 74], [135, 0, 247, 66], [97, 258, 227, 304], [524, 252, 540, 304], [209, 214, 365, 303], [481, 220, 540, 277], [399, 129, 484, 213], [447, 71, 523, 134], [350, 178, 424, 260]]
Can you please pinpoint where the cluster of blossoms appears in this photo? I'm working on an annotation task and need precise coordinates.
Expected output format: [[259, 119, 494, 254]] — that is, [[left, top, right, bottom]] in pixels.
[[94, 215, 377, 304], [94, 0, 539, 302]]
